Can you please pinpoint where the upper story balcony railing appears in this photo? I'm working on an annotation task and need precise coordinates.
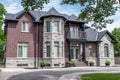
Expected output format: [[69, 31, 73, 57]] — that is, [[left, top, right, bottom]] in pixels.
[[67, 31, 86, 40]]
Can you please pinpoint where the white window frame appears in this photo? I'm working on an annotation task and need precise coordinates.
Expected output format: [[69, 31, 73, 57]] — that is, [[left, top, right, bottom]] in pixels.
[[88, 46, 93, 57], [46, 41, 51, 58], [22, 22, 29, 32], [53, 21, 59, 33], [17, 43, 28, 58], [46, 21, 51, 32], [104, 44, 109, 57], [54, 42, 59, 58]]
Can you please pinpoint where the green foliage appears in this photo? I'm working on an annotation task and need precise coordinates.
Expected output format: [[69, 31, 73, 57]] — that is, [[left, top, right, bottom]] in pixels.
[[39, 61, 47, 67], [111, 28, 120, 56], [68, 59, 75, 64], [62, 0, 118, 30], [21, 0, 49, 12], [0, 3, 6, 27], [105, 60, 111, 65], [0, 69, 1, 72], [0, 3, 6, 64], [21, 0, 119, 30], [89, 61, 94, 66], [81, 73, 120, 80], [89, 61, 94, 64]]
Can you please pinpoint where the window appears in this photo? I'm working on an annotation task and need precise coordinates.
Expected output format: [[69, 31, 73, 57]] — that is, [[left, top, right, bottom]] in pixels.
[[53, 21, 59, 33], [46, 21, 50, 32], [17, 43, 28, 58], [89, 46, 93, 57], [54, 64, 59, 67], [22, 22, 29, 32], [70, 27, 79, 38], [104, 44, 109, 57], [54, 42, 59, 57], [46, 42, 51, 57], [17, 64, 28, 67]]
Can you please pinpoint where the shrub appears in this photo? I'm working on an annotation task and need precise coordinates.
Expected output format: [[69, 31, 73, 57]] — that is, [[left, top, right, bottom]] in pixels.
[[39, 61, 47, 67], [0, 69, 1, 72], [89, 61, 94, 66], [68, 59, 75, 67], [68, 59, 75, 64], [105, 60, 111, 66]]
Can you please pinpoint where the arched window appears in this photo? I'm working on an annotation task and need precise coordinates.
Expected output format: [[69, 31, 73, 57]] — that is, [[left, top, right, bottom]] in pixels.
[[104, 44, 109, 57], [89, 46, 93, 57]]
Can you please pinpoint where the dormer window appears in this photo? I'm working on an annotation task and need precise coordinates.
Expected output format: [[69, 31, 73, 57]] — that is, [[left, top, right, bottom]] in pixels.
[[53, 21, 59, 33], [22, 22, 29, 32]]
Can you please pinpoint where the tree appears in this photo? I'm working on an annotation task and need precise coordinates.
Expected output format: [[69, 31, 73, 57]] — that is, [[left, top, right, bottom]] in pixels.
[[0, 3, 6, 63], [21, 0, 49, 12], [112, 28, 120, 57], [21, 0, 119, 30]]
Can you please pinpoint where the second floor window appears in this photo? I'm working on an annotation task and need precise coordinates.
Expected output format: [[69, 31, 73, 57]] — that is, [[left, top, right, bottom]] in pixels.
[[70, 27, 79, 38], [22, 22, 29, 32], [17, 43, 28, 58], [53, 21, 59, 33], [46, 21, 50, 32]]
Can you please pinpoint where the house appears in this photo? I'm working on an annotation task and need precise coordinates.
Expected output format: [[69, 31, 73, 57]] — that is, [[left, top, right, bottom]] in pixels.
[[5, 7, 116, 68]]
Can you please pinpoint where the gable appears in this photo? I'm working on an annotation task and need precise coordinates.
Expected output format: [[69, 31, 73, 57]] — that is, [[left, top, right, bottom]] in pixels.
[[99, 32, 117, 43], [16, 12, 35, 20]]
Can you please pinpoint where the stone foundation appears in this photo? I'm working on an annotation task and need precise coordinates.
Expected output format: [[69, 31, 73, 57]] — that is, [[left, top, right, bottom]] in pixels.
[[6, 57, 34, 68]]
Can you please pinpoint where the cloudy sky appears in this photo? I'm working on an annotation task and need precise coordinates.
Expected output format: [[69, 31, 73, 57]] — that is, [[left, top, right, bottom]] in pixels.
[[1, 0, 120, 32]]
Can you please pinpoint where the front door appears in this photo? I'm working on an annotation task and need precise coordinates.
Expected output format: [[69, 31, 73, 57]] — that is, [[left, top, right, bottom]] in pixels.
[[70, 48, 79, 61]]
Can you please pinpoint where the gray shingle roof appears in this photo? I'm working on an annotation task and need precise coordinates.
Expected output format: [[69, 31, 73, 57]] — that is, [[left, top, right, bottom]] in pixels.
[[97, 30, 107, 41], [85, 27, 116, 42], [85, 27, 98, 41], [5, 7, 85, 23]]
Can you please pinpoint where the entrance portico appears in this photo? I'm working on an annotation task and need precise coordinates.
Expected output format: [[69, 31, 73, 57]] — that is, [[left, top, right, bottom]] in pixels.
[[69, 42, 83, 62]]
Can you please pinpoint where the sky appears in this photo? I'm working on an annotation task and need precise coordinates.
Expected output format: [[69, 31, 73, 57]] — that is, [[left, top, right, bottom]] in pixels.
[[1, 0, 120, 32]]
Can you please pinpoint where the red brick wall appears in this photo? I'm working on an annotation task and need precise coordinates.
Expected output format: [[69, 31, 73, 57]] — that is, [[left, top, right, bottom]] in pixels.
[[64, 24, 69, 58], [85, 42, 97, 58], [6, 13, 36, 57], [64, 23, 84, 58]]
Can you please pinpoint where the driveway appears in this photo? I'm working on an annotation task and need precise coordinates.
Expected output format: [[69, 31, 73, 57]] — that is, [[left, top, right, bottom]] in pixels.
[[1, 67, 120, 80]]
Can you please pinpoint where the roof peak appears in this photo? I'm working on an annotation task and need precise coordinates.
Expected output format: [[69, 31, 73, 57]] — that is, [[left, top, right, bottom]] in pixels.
[[47, 7, 60, 15]]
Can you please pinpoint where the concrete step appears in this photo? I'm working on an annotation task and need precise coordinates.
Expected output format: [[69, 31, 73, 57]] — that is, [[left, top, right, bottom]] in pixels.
[[75, 61, 87, 67]]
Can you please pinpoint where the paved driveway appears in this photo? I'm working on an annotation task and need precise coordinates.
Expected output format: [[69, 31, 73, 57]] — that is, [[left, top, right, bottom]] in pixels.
[[1, 67, 120, 80]]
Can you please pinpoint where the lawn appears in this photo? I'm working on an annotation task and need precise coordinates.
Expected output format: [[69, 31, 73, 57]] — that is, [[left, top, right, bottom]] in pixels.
[[81, 73, 120, 80], [0, 69, 1, 72]]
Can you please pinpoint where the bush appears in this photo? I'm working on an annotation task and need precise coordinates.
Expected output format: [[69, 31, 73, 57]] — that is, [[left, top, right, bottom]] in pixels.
[[68, 59, 75, 64], [105, 60, 111, 66], [89, 61, 94, 66], [39, 61, 47, 68], [0, 69, 1, 72], [68, 59, 75, 67]]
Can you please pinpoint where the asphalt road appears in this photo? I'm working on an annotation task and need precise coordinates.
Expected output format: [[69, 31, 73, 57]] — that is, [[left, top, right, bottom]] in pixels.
[[7, 69, 96, 80]]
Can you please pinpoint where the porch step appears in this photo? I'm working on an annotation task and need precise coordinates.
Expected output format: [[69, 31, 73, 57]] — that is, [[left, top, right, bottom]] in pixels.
[[75, 61, 87, 67]]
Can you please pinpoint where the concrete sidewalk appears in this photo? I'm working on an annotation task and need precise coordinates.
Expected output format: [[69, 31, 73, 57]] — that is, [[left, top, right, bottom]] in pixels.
[[1, 67, 120, 80]]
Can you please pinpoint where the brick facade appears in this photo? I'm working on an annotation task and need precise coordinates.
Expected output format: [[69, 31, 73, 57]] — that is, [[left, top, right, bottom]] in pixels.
[[5, 8, 116, 67]]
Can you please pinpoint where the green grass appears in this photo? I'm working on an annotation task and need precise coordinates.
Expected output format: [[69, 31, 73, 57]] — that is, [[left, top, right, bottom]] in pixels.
[[81, 73, 120, 80]]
